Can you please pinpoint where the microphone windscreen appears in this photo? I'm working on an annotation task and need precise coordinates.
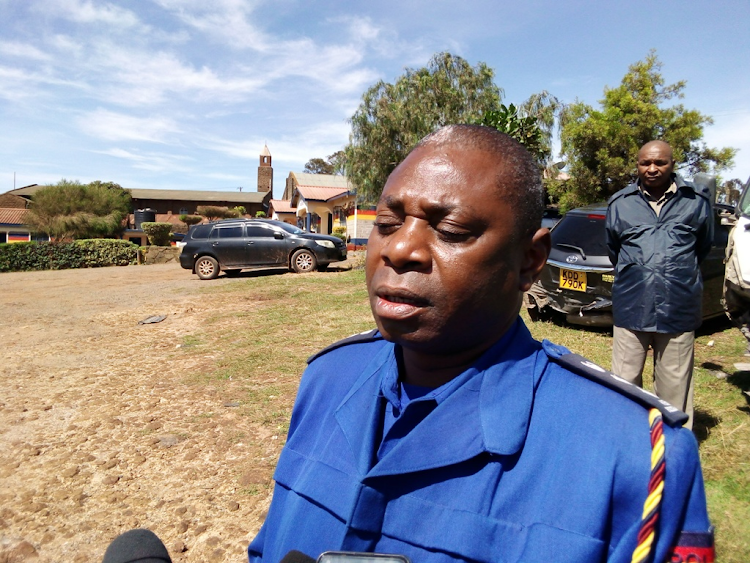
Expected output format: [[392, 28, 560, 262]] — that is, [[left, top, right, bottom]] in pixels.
[[102, 528, 172, 563], [280, 549, 316, 563]]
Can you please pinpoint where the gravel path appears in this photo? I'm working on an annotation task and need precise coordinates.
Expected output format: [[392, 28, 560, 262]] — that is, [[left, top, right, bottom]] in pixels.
[[0, 263, 286, 562]]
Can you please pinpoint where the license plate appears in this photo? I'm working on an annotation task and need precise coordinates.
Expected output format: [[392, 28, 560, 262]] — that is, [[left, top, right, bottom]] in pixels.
[[559, 269, 587, 292]]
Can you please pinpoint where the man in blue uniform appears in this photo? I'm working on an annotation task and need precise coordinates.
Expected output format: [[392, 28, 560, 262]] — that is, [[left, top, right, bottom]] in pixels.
[[248, 126, 713, 563]]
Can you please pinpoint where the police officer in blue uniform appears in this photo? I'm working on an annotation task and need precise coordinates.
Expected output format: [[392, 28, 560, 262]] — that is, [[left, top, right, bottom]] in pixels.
[[247, 125, 714, 563]]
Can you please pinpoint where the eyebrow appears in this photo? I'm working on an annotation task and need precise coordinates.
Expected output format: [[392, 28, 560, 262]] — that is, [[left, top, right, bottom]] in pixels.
[[380, 194, 459, 216]]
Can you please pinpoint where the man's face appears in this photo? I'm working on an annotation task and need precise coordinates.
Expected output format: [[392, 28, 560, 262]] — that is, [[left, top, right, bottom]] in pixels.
[[637, 143, 675, 192], [365, 144, 547, 357]]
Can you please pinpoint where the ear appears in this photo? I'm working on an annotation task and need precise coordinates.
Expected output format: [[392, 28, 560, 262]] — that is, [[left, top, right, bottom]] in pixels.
[[518, 228, 551, 292]]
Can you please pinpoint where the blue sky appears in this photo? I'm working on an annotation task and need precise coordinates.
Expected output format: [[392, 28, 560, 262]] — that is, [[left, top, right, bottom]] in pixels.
[[1, 0, 748, 200]]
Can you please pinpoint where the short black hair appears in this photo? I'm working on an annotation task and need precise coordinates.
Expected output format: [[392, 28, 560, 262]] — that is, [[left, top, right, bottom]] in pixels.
[[413, 124, 544, 239]]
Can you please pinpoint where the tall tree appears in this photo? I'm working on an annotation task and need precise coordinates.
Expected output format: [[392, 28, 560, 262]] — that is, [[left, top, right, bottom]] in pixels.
[[26, 179, 132, 240], [304, 152, 346, 175], [345, 52, 502, 203], [478, 103, 546, 164], [304, 158, 334, 175], [518, 90, 562, 169], [555, 51, 736, 210]]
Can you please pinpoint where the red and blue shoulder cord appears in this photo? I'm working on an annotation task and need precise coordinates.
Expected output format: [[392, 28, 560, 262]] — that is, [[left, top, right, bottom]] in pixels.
[[631, 408, 666, 563]]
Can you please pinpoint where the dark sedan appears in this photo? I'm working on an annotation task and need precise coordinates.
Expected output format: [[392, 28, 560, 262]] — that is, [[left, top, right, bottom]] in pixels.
[[524, 203, 730, 327], [179, 219, 347, 279]]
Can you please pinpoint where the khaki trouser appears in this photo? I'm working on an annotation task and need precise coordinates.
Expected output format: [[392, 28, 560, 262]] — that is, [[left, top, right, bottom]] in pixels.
[[611, 326, 695, 429]]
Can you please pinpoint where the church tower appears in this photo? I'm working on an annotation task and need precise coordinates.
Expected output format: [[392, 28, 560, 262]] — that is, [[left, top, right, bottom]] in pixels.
[[257, 144, 273, 193]]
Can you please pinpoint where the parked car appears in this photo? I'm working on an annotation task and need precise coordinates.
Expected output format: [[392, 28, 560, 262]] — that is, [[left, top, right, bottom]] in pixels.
[[524, 202, 731, 327], [541, 206, 563, 229], [171, 232, 187, 249], [722, 177, 750, 349], [179, 219, 347, 280]]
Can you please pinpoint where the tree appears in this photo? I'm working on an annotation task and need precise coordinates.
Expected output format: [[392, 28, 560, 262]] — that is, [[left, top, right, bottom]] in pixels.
[[304, 151, 347, 175], [719, 178, 745, 205], [25, 179, 132, 240], [555, 51, 736, 210], [345, 52, 503, 203], [196, 206, 233, 221], [518, 90, 562, 169], [179, 214, 203, 229], [478, 104, 545, 164], [304, 158, 334, 175]]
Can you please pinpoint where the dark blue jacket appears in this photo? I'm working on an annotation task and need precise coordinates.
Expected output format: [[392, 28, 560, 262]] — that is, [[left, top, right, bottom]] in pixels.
[[605, 175, 713, 332], [247, 320, 711, 563]]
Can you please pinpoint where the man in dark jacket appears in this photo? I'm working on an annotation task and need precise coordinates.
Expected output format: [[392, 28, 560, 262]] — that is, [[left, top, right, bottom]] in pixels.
[[605, 140, 713, 429]]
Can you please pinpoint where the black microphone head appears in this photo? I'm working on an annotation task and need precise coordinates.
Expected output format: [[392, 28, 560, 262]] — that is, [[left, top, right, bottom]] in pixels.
[[102, 528, 172, 563], [280, 549, 316, 563]]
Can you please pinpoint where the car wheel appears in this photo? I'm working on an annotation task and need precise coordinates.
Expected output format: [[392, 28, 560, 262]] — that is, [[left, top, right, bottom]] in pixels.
[[195, 256, 220, 280], [291, 249, 317, 273], [224, 269, 242, 277]]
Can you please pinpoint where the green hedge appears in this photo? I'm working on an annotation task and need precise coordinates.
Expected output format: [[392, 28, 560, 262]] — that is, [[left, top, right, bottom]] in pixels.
[[140, 222, 173, 246], [0, 239, 139, 272]]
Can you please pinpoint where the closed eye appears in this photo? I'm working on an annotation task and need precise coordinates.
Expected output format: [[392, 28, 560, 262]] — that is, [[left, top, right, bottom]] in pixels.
[[374, 221, 401, 235]]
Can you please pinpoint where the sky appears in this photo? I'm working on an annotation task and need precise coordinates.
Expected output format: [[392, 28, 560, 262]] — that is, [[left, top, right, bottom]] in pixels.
[[1, 0, 749, 200]]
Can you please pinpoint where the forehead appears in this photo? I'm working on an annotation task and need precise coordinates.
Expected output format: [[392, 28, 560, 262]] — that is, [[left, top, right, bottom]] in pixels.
[[381, 146, 506, 211], [638, 143, 672, 162]]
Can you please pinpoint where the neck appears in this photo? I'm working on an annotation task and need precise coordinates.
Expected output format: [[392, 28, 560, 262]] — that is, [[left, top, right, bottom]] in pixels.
[[642, 177, 672, 200], [399, 324, 514, 387]]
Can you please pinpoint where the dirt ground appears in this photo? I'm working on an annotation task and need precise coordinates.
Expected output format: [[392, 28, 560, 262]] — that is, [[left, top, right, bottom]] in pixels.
[[0, 263, 295, 562]]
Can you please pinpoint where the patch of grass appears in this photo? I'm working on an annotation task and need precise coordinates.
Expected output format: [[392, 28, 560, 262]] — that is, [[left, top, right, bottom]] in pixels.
[[181, 334, 202, 348], [181, 270, 750, 561]]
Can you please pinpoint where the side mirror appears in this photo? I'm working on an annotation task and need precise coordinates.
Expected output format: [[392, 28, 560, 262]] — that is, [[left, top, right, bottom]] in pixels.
[[274, 232, 284, 240]]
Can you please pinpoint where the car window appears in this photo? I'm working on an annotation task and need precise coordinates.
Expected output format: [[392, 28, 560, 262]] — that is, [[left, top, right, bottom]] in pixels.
[[737, 180, 750, 218], [713, 210, 730, 248], [210, 225, 244, 239], [189, 224, 212, 239], [276, 223, 304, 235], [551, 213, 609, 257], [246, 226, 277, 237]]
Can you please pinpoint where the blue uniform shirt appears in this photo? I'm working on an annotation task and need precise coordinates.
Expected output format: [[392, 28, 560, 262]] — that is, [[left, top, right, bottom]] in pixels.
[[248, 318, 711, 563]]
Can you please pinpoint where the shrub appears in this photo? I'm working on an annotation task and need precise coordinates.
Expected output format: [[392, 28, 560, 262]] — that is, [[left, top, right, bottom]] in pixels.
[[0, 239, 138, 272], [332, 226, 347, 242], [196, 205, 232, 221], [179, 214, 203, 228], [255, 211, 267, 218], [140, 222, 172, 246]]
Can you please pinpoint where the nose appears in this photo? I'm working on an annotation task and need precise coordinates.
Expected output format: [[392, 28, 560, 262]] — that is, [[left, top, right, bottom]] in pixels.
[[647, 163, 658, 173], [380, 217, 431, 271]]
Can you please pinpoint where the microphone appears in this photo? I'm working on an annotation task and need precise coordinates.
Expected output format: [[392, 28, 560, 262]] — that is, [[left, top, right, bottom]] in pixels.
[[280, 550, 316, 563], [102, 528, 172, 563]]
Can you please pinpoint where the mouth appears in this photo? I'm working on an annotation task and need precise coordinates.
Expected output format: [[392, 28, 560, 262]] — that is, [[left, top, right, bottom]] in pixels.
[[373, 287, 431, 319]]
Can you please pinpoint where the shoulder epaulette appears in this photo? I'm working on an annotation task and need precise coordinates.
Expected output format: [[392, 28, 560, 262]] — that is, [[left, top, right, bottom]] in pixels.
[[544, 342, 688, 426], [607, 183, 639, 204], [307, 329, 383, 364]]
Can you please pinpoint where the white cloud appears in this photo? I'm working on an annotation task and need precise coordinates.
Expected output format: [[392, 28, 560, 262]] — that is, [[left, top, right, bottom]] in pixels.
[[78, 109, 182, 143], [0, 65, 86, 102], [0, 41, 52, 61], [95, 148, 192, 173], [153, 0, 268, 51], [201, 119, 350, 167], [40, 0, 140, 28]]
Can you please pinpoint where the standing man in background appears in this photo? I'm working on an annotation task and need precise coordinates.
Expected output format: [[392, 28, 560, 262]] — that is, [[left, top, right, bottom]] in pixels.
[[606, 140, 713, 429]]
